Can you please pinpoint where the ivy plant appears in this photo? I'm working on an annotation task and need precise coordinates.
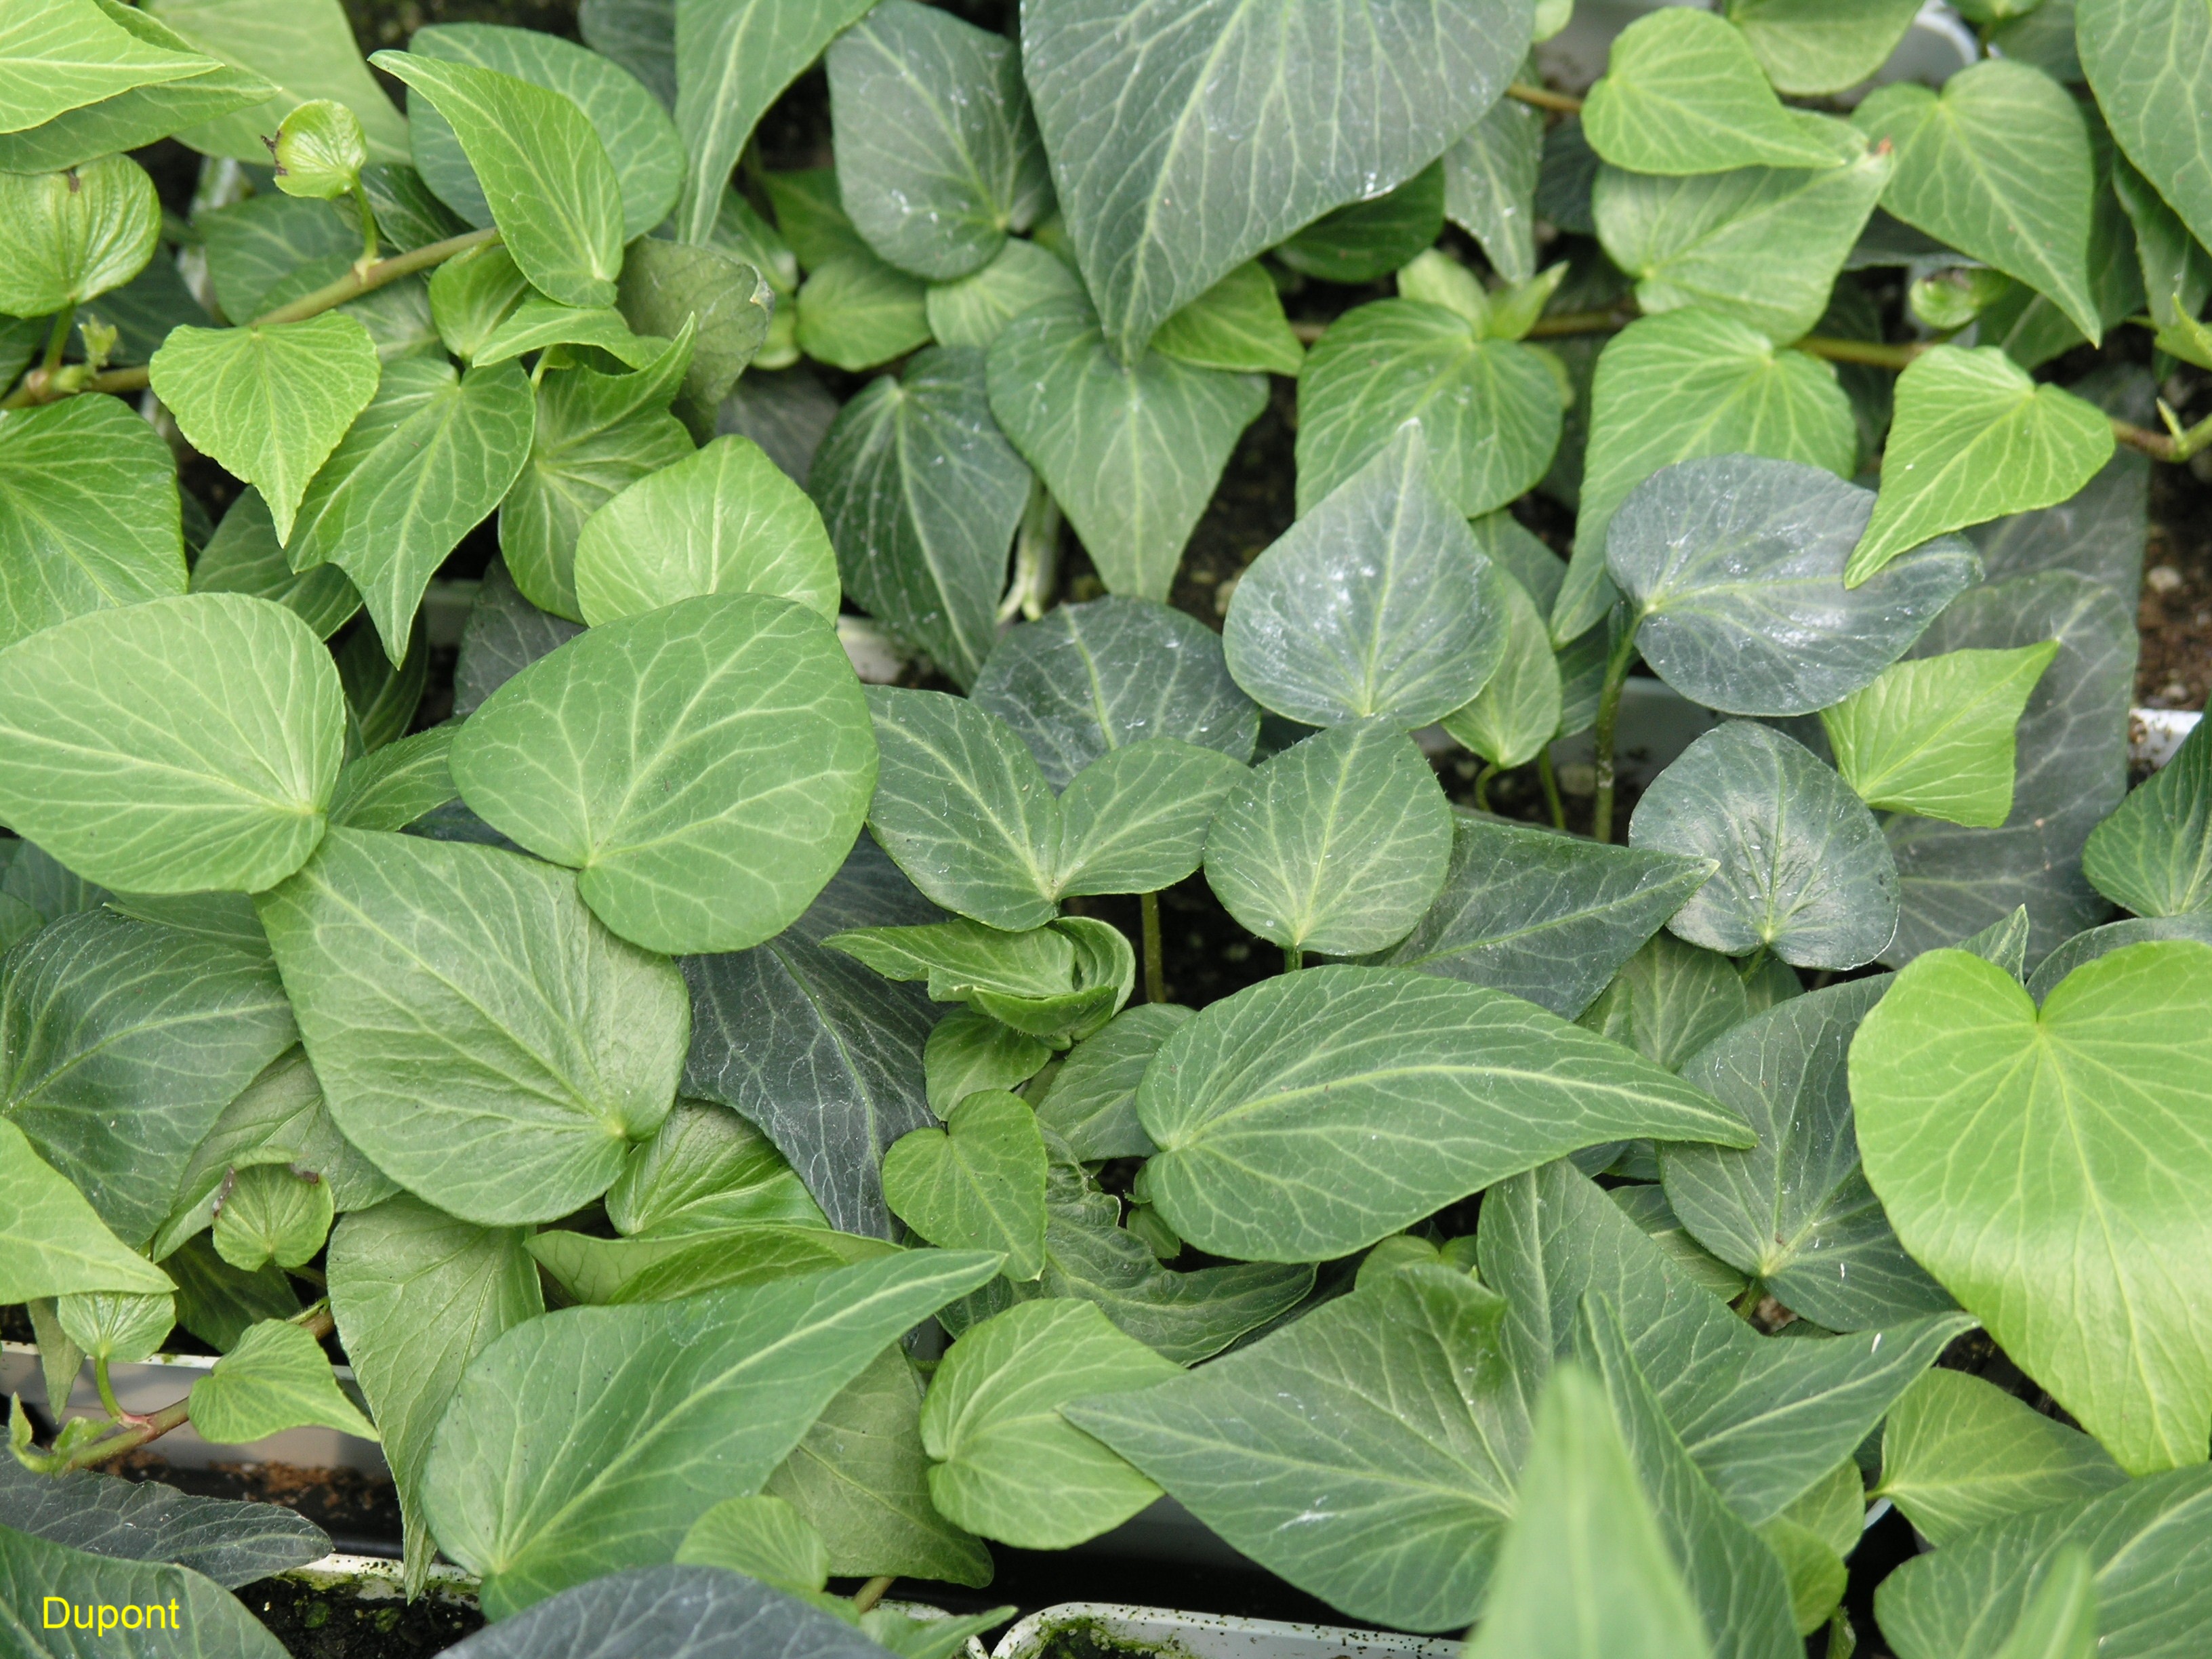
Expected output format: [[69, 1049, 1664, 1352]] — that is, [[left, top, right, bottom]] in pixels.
[[3, 0, 2212, 1656]]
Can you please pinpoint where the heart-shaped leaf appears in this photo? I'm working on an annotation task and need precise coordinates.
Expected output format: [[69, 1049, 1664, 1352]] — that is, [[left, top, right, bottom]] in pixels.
[[190, 1316, 378, 1443], [1582, 8, 1859, 175], [1021, 0, 1530, 359], [1052, 739, 1247, 898], [882, 1090, 1047, 1277], [1294, 300, 1565, 518], [1853, 941, 2212, 1473], [987, 293, 1266, 600], [0, 152, 159, 314], [925, 238, 1086, 351], [1203, 720, 1453, 958], [1854, 60, 2102, 340], [1632, 722, 1899, 970], [1822, 643, 2060, 827], [1726, 0, 1923, 97], [794, 249, 931, 371], [2083, 714, 2212, 916], [1226, 424, 1511, 726], [1847, 346, 2115, 586], [150, 315, 382, 542], [211, 1164, 333, 1272], [1134, 964, 1754, 1262]]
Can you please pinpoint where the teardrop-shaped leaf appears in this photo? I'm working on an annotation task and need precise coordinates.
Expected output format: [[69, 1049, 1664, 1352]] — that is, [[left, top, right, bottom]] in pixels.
[[1578, 930, 1768, 1075], [1854, 60, 2102, 340], [373, 49, 624, 308], [285, 355, 536, 661], [451, 594, 874, 956], [422, 1248, 999, 1616], [257, 827, 689, 1227], [1632, 722, 1899, 970], [1374, 814, 1715, 1019], [882, 1090, 1046, 1277], [827, 0, 1048, 281], [1582, 7, 1860, 175], [0, 391, 184, 656], [1202, 720, 1453, 958], [1607, 455, 1980, 717], [1021, 0, 1530, 359], [1053, 740, 1247, 900], [1294, 299, 1566, 517], [148, 314, 382, 542], [1440, 569, 1563, 768], [1853, 941, 2212, 1473], [1444, 91, 1544, 283], [0, 152, 159, 315], [809, 347, 1030, 687], [971, 595, 1259, 789], [189, 1315, 377, 1443], [987, 293, 1266, 600], [2079, 0, 2212, 258], [1135, 964, 1754, 1262], [1846, 346, 2115, 586], [2083, 716, 2212, 916], [1225, 424, 1509, 726], [1726, 0, 1923, 97], [0, 593, 344, 895], [1823, 643, 2060, 827]]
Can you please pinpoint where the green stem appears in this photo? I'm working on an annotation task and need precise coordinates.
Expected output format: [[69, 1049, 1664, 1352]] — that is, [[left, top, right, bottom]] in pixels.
[[251, 224, 499, 327], [1000, 478, 1063, 622], [1507, 81, 1582, 115], [1283, 943, 1304, 973], [1472, 762, 1497, 813], [1591, 618, 1643, 845], [348, 180, 380, 269], [1140, 891, 1166, 1005], [1797, 333, 1925, 369], [851, 1576, 895, 1615], [41, 304, 73, 376], [1738, 942, 1771, 984], [94, 1357, 123, 1422], [1537, 746, 1566, 832]]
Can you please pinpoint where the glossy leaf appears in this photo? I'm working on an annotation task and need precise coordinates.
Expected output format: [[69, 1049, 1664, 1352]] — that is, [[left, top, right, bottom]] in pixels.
[[0, 153, 159, 316], [0, 1455, 326, 1589], [1444, 91, 1544, 283], [1135, 964, 1754, 1262], [1824, 644, 2060, 827], [1439, 571, 1561, 769], [1853, 942, 2212, 1473], [1226, 424, 1508, 726], [0, 1523, 287, 1658], [1022, 0, 1530, 359], [924, 238, 1087, 352], [2083, 716, 2212, 916], [987, 293, 1266, 600], [606, 1103, 823, 1237], [1632, 722, 1900, 970], [188, 1316, 377, 1443], [882, 1090, 1048, 1277], [257, 828, 689, 1227], [211, 1164, 332, 1271]]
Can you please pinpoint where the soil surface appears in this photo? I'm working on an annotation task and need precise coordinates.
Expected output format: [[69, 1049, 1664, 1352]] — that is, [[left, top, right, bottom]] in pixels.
[[235, 1578, 485, 1658]]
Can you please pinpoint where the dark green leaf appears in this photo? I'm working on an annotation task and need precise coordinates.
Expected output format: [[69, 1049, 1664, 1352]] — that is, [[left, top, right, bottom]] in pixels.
[[2083, 717, 2212, 916], [1273, 162, 1446, 285], [0, 1456, 326, 1589]]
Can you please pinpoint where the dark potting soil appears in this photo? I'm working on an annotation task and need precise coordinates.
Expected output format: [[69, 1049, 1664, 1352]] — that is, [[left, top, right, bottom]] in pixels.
[[2140, 453, 2212, 711], [234, 1577, 485, 1659], [110, 1455, 406, 1557]]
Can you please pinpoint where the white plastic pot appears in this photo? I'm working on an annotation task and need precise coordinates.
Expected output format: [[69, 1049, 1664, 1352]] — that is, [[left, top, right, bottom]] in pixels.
[[991, 1603, 1459, 1659]]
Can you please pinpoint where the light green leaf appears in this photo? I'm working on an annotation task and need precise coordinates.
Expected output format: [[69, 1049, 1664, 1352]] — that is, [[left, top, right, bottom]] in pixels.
[[1875, 1465, 2212, 1659], [186, 1316, 377, 1443], [428, 241, 531, 363], [861, 687, 1059, 930], [1227, 424, 1508, 726], [207, 1164, 330, 1274], [2023, 918, 2212, 1001], [150, 314, 380, 544], [270, 98, 365, 201], [1823, 644, 2060, 827], [0, 0, 214, 134], [1032, 1004, 1189, 1160], [1555, 308, 1857, 644], [808, 348, 1030, 687], [1023, 0, 1531, 359], [472, 299, 663, 371], [616, 237, 774, 416], [882, 1091, 1047, 1278], [191, 489, 358, 640], [675, 1495, 828, 1595], [1853, 941, 2212, 1473], [1294, 299, 1565, 517], [764, 1345, 995, 1587], [670, 0, 878, 244], [2078, 0, 2212, 260], [498, 325, 697, 620], [421, 1249, 999, 1616], [405, 23, 680, 241], [373, 50, 624, 308], [1374, 814, 1715, 1020], [1846, 346, 2114, 586], [1273, 161, 1447, 285], [1853, 61, 2101, 340], [1053, 739, 1246, 897], [1136, 964, 1754, 1263], [142, 0, 408, 164], [972, 596, 1258, 789], [795, 250, 932, 371], [325, 724, 455, 834], [829, 917, 1132, 1048], [0, 593, 344, 895], [1065, 1266, 1528, 1632], [924, 239, 1086, 352], [0, 392, 184, 656], [0, 1119, 173, 1302], [2083, 716, 2212, 916], [1440, 571, 1563, 768], [1149, 262, 1304, 377], [285, 356, 535, 662], [922, 1298, 1179, 1549], [986, 293, 1266, 600], [1632, 722, 1899, 970], [826, 1, 1048, 281], [1870, 1370, 2125, 1548], [527, 1223, 894, 1305], [1443, 92, 1545, 283], [1595, 148, 1893, 344], [1662, 978, 1956, 1331], [0, 155, 158, 317], [607, 1101, 824, 1237], [255, 827, 690, 1227], [924, 1010, 1050, 1118], [0, 1523, 288, 1658], [1582, 7, 1860, 175], [1725, 0, 1923, 96], [1988, 1549, 2097, 1659], [1578, 930, 1761, 1075]]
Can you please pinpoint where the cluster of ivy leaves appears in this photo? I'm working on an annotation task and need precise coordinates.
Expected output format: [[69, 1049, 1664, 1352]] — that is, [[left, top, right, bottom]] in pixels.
[[3, 0, 2212, 1655]]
